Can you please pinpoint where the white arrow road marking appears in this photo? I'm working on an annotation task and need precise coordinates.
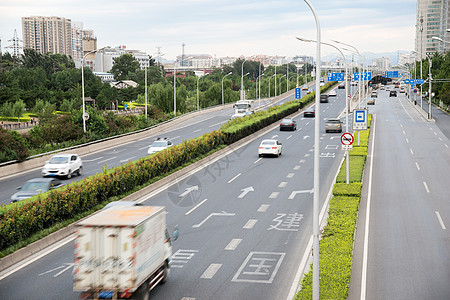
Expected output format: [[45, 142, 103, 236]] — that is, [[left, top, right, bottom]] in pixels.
[[179, 185, 199, 197], [39, 263, 74, 277], [288, 189, 314, 200], [238, 186, 254, 198], [303, 135, 310, 140], [192, 212, 235, 228]]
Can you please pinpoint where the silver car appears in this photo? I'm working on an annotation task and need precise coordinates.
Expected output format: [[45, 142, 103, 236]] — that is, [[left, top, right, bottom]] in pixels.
[[325, 119, 343, 133]]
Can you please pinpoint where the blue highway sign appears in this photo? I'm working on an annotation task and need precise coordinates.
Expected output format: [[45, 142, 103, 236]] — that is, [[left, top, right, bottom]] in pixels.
[[354, 72, 372, 81], [328, 73, 345, 81], [295, 87, 301, 99]]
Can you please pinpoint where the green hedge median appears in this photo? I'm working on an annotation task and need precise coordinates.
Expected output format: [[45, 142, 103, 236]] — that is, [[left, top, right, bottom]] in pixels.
[[295, 115, 371, 299]]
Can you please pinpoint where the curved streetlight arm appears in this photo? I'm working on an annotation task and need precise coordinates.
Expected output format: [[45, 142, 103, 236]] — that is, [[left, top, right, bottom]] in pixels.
[[81, 46, 110, 133]]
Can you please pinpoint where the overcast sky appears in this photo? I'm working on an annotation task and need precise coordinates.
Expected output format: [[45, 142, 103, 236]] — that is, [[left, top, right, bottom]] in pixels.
[[0, 0, 417, 60]]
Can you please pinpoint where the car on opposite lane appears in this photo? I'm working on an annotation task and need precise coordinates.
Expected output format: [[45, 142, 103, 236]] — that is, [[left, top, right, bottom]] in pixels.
[[11, 178, 64, 203], [41, 154, 83, 179], [325, 119, 343, 133], [258, 139, 282, 157], [303, 107, 315, 118], [280, 118, 297, 131], [148, 138, 173, 154]]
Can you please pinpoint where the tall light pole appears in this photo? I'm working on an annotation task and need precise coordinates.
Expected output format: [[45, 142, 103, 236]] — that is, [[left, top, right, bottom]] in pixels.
[[256, 73, 264, 106], [258, 62, 263, 101], [144, 65, 148, 119], [81, 46, 109, 133], [275, 64, 277, 96], [303, 1, 321, 298], [279, 74, 286, 95], [269, 74, 276, 98], [197, 73, 209, 110], [297, 37, 350, 184], [419, 15, 424, 109], [241, 59, 247, 100], [173, 61, 177, 116], [296, 66, 299, 87], [222, 72, 232, 106]]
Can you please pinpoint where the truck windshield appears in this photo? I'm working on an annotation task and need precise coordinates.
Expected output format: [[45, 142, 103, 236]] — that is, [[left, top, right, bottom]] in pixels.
[[235, 104, 249, 109]]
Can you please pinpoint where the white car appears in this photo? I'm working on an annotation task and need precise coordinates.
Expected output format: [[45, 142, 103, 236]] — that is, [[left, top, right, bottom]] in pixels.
[[41, 154, 83, 179], [148, 138, 173, 154], [258, 139, 282, 157], [328, 90, 337, 97]]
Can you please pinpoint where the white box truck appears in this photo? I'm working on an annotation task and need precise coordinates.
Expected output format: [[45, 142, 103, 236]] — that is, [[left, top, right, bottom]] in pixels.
[[73, 206, 172, 300], [231, 100, 255, 119]]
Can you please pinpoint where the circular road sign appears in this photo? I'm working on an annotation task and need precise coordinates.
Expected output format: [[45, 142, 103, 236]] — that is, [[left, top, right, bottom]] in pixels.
[[341, 133, 354, 145], [83, 112, 90, 121], [413, 88, 418, 94]]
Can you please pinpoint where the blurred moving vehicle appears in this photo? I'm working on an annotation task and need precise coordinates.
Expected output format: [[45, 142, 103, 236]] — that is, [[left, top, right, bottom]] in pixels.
[[258, 139, 282, 157], [303, 107, 315, 118], [280, 118, 297, 131], [74, 206, 175, 300], [320, 94, 329, 103], [325, 119, 343, 133], [41, 154, 82, 178], [367, 98, 375, 105], [328, 90, 337, 96], [390, 90, 397, 97], [11, 178, 64, 202], [148, 138, 173, 154]]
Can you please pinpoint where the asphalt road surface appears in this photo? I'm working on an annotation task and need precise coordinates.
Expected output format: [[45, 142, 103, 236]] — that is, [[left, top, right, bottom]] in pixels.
[[0, 86, 351, 299], [349, 86, 450, 299]]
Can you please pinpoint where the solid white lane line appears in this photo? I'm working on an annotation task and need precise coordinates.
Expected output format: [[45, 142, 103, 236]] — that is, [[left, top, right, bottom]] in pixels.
[[361, 114, 377, 300], [435, 211, 446, 230], [225, 239, 243, 250], [423, 181, 430, 193], [97, 156, 117, 164], [243, 219, 257, 229], [228, 173, 242, 183], [415, 162, 420, 171], [200, 264, 222, 279], [185, 199, 208, 215], [278, 182, 288, 188], [257, 204, 270, 212]]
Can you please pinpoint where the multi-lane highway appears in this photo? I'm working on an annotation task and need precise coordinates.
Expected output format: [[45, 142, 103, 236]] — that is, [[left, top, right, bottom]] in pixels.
[[349, 86, 450, 299], [0, 86, 351, 299]]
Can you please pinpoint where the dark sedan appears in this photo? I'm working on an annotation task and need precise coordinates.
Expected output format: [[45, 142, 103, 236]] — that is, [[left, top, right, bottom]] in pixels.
[[390, 90, 397, 97], [11, 178, 64, 202], [280, 118, 297, 131], [303, 107, 315, 118]]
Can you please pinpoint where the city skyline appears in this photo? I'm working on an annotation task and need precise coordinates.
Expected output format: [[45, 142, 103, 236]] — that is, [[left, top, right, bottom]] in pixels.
[[1, 0, 417, 60]]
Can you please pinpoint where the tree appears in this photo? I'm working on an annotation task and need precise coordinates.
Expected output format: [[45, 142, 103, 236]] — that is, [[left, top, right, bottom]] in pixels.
[[110, 54, 141, 81], [12, 99, 26, 121]]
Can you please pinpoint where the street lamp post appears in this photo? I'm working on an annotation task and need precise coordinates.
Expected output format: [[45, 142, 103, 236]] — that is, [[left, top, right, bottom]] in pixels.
[[297, 37, 350, 184], [145, 65, 147, 119], [268, 74, 276, 98], [222, 72, 232, 106], [81, 46, 109, 133], [241, 59, 247, 100], [197, 73, 209, 111], [279, 74, 286, 95], [303, 1, 321, 298], [256, 73, 264, 107]]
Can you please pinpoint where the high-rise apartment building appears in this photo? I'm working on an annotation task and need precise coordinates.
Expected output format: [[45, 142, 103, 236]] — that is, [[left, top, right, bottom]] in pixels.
[[22, 16, 72, 56], [415, 0, 450, 59]]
